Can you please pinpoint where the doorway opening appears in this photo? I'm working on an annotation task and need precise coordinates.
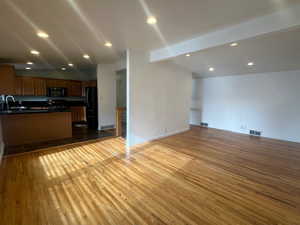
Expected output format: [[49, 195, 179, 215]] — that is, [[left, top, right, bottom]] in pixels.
[[116, 69, 127, 138]]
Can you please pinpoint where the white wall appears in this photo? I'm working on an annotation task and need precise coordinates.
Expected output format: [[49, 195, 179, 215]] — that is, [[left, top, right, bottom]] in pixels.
[[96, 56, 126, 130], [127, 49, 192, 148], [190, 77, 203, 125], [192, 70, 300, 143], [97, 64, 117, 130]]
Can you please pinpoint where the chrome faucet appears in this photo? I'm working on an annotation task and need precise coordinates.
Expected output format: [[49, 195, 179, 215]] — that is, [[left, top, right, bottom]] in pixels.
[[5, 95, 15, 110], [0, 95, 5, 103], [0, 95, 5, 111]]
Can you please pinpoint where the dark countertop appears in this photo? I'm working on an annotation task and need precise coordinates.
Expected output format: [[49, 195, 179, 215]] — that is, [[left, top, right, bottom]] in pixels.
[[0, 109, 71, 115]]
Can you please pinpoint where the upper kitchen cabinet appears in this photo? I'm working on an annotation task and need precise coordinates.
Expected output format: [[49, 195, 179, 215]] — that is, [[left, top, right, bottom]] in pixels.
[[15, 77, 47, 96], [15, 77, 23, 95], [13, 76, 84, 97], [69, 81, 82, 96], [46, 79, 82, 96], [33, 78, 47, 96], [21, 77, 35, 96], [0, 65, 16, 95], [46, 79, 67, 89], [82, 80, 97, 88]]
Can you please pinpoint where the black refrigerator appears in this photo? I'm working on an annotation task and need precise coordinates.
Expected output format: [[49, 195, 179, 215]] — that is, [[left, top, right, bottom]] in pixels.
[[85, 87, 98, 129]]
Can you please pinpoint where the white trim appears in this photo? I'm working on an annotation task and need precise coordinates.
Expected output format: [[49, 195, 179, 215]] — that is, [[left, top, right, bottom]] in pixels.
[[128, 128, 190, 150], [148, 128, 190, 142]]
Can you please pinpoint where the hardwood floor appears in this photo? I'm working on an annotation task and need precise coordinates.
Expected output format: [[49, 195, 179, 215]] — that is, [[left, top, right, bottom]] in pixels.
[[1, 126, 300, 225]]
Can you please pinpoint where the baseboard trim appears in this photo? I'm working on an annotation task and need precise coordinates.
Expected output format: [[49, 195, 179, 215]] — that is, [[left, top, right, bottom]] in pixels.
[[99, 125, 115, 131], [128, 128, 190, 150], [151, 128, 190, 142], [191, 125, 300, 145]]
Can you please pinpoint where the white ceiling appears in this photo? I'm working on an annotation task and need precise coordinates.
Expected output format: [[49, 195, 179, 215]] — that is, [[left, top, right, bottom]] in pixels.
[[172, 26, 300, 77], [0, 0, 298, 69]]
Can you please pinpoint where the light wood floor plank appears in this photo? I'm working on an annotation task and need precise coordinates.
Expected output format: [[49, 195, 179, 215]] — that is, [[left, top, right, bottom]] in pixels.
[[1, 127, 300, 225]]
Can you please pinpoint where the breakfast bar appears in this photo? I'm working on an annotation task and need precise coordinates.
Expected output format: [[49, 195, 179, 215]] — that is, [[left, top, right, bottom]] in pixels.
[[0, 110, 72, 147]]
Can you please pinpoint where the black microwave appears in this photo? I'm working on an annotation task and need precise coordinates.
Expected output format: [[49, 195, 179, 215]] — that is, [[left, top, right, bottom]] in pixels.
[[47, 87, 67, 97]]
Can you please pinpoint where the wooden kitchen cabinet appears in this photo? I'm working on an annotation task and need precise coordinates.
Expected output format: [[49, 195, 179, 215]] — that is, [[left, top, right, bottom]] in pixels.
[[69, 81, 82, 96], [13, 76, 85, 97], [0, 65, 87, 97], [0, 65, 16, 95], [15, 77, 47, 96], [33, 78, 47, 96], [70, 106, 86, 122], [15, 77, 23, 95], [1, 112, 72, 147], [46, 79, 82, 97], [82, 80, 97, 88], [46, 79, 59, 88], [22, 77, 35, 96], [46, 79, 67, 89]]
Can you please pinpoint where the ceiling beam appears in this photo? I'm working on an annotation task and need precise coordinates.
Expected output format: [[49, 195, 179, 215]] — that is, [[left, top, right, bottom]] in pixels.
[[150, 3, 300, 62]]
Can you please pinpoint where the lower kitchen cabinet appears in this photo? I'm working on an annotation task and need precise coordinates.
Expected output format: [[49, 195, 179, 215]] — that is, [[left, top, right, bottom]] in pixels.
[[70, 106, 86, 122]]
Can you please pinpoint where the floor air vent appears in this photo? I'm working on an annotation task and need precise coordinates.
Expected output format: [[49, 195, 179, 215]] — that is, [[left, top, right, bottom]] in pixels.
[[200, 122, 208, 127], [250, 130, 261, 136]]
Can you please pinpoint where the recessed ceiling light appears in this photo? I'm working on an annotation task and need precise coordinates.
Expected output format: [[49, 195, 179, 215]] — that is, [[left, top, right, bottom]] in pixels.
[[25, 67, 31, 70], [186, 54, 191, 57], [68, 63, 74, 67], [83, 54, 90, 59], [30, 50, 40, 55], [61, 67, 66, 71], [230, 42, 238, 47], [37, 31, 49, 39], [209, 67, 215, 72], [104, 42, 112, 47], [248, 62, 254, 66], [27, 62, 33, 65], [147, 16, 157, 25]]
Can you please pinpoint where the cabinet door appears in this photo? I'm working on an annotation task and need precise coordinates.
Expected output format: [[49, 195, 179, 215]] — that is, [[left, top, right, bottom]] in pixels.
[[70, 106, 86, 122], [0, 65, 16, 95], [69, 81, 82, 96], [33, 78, 47, 96], [55, 79, 67, 88], [22, 77, 35, 96], [15, 77, 23, 95], [46, 79, 59, 88], [82, 80, 97, 88]]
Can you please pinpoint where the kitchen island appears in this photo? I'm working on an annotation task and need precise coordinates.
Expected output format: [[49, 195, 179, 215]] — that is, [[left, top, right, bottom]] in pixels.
[[0, 110, 72, 148]]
